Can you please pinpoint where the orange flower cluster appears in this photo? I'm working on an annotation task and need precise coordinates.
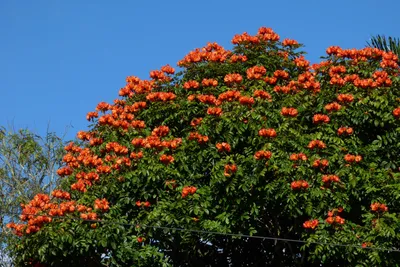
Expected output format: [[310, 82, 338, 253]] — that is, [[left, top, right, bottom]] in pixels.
[[149, 70, 171, 82], [381, 52, 398, 69], [218, 90, 241, 102], [51, 190, 71, 200], [130, 151, 143, 159], [56, 166, 73, 177], [291, 180, 309, 190], [239, 96, 255, 106], [312, 159, 329, 169], [197, 94, 217, 105], [182, 186, 197, 198], [224, 73, 243, 84], [207, 107, 223, 116], [326, 46, 382, 60], [308, 140, 326, 150], [370, 202, 388, 212], [188, 132, 209, 144], [254, 150, 272, 160], [105, 142, 129, 155], [161, 64, 175, 74], [202, 78, 218, 87], [94, 198, 110, 212], [282, 39, 299, 46], [96, 165, 112, 174], [80, 212, 97, 220], [120, 77, 154, 96], [325, 102, 341, 112], [289, 153, 307, 161], [130, 101, 147, 112], [177, 42, 231, 66], [231, 32, 260, 45], [344, 154, 362, 163], [99, 115, 145, 130], [246, 66, 267, 80], [322, 174, 340, 184], [131, 136, 182, 150], [313, 114, 330, 124], [136, 201, 151, 208], [71, 179, 91, 192], [230, 54, 247, 63], [258, 128, 277, 138], [146, 92, 176, 102], [337, 94, 354, 103], [7, 194, 84, 236], [264, 76, 278, 85], [303, 219, 319, 229], [273, 81, 298, 94], [96, 102, 112, 112], [326, 214, 345, 225], [224, 164, 237, 177], [190, 117, 203, 127], [76, 171, 100, 181], [86, 111, 98, 121], [273, 70, 289, 79], [372, 70, 392, 86], [297, 72, 320, 93], [281, 107, 298, 117], [329, 65, 346, 77], [393, 107, 400, 119], [294, 56, 310, 69], [183, 80, 200, 90], [253, 90, 272, 100], [257, 27, 280, 41], [337, 127, 353, 135], [160, 154, 174, 165], [77, 130, 92, 141], [152, 125, 170, 137], [216, 142, 231, 153]]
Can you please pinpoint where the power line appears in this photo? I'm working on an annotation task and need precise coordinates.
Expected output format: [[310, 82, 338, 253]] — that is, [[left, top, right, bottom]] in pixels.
[[2, 211, 400, 253]]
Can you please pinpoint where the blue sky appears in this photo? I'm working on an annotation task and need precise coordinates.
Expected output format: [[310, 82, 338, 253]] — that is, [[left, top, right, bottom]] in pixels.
[[1, 0, 399, 141]]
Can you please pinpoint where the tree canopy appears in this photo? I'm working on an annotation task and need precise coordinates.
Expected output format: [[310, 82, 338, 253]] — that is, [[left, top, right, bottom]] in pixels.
[[0, 127, 64, 266], [6, 27, 400, 266]]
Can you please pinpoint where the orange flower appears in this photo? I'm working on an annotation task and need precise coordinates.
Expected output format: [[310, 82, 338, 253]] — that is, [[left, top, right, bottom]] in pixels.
[[291, 180, 309, 190], [246, 66, 267, 80], [182, 186, 197, 198], [224, 73, 243, 84], [370, 202, 388, 212], [281, 107, 298, 117], [325, 102, 342, 112], [207, 107, 223, 116], [258, 128, 277, 138], [202, 78, 218, 87], [307, 140, 326, 150], [183, 80, 200, 90], [224, 164, 238, 177], [254, 150, 272, 160], [216, 142, 231, 153], [303, 219, 319, 229], [160, 154, 174, 165], [313, 114, 330, 124], [393, 107, 400, 119]]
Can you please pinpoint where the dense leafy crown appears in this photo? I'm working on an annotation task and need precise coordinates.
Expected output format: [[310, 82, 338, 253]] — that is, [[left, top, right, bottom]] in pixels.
[[7, 27, 400, 266]]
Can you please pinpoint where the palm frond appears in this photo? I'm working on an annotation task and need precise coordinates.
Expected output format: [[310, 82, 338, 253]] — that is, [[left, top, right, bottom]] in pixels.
[[367, 34, 400, 59]]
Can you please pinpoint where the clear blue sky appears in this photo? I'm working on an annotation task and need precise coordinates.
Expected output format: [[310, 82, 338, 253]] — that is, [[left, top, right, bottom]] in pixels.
[[1, 0, 399, 141]]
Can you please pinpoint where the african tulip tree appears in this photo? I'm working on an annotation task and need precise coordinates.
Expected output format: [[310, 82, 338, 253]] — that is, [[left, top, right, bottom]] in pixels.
[[7, 27, 400, 266]]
